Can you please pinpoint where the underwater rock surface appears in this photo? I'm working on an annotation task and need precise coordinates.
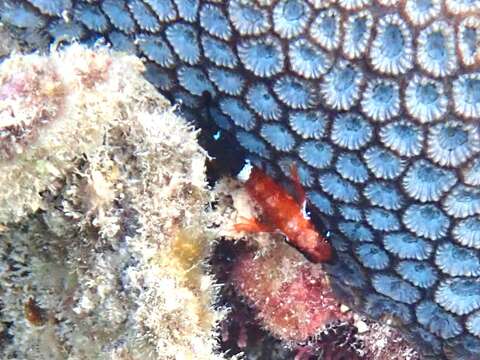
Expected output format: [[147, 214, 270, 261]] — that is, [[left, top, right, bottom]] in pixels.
[[0, 45, 227, 360], [1, 1, 480, 359]]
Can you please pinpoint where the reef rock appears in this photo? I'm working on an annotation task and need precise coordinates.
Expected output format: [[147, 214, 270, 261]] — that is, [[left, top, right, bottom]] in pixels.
[[0, 45, 226, 360]]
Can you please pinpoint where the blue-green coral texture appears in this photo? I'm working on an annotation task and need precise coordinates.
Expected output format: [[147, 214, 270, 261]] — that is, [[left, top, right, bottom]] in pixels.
[[2, 0, 480, 358]]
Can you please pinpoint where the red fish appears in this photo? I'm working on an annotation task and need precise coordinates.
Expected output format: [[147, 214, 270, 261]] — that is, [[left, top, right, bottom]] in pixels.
[[235, 165, 332, 263]]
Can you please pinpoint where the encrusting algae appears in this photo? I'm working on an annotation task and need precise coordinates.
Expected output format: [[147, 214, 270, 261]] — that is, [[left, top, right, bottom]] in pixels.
[[0, 45, 228, 360]]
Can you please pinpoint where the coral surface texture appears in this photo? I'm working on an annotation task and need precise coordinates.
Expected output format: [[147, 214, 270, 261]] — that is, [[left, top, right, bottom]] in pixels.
[[1, 0, 480, 359], [0, 45, 226, 360]]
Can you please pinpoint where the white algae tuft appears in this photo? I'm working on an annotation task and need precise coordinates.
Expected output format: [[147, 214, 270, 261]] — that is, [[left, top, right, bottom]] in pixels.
[[0, 45, 228, 360]]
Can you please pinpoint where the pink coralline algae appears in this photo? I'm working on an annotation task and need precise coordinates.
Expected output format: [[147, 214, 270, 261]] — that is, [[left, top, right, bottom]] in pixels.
[[231, 243, 348, 342], [0, 62, 64, 159]]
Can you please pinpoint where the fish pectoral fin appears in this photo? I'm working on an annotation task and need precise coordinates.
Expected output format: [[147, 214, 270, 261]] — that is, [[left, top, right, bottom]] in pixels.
[[233, 216, 275, 234]]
